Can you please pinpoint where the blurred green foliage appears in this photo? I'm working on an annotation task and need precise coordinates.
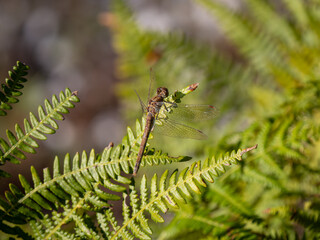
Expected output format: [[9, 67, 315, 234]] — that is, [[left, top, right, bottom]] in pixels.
[[109, 0, 320, 239]]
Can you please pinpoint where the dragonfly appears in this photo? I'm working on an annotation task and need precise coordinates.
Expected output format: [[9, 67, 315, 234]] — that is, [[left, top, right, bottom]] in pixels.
[[132, 75, 218, 176]]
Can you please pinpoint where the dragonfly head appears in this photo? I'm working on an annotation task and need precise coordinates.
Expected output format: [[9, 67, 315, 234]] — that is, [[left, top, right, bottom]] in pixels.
[[157, 87, 169, 98]]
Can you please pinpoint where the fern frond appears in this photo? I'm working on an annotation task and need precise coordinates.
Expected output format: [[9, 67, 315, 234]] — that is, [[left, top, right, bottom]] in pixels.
[[209, 183, 255, 217], [235, 106, 319, 178], [0, 115, 195, 239], [247, 0, 298, 48], [97, 210, 112, 239], [0, 150, 118, 227], [0, 219, 33, 240], [110, 145, 257, 239], [196, 0, 280, 76], [240, 167, 285, 190], [291, 209, 320, 233], [0, 61, 29, 116], [30, 196, 101, 240], [197, 0, 320, 88], [157, 208, 229, 240], [283, 0, 309, 27], [28, 194, 113, 239], [0, 88, 79, 166], [268, 203, 320, 239]]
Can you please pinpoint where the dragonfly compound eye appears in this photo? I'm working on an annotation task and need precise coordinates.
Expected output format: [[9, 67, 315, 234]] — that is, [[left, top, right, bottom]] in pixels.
[[157, 87, 169, 98]]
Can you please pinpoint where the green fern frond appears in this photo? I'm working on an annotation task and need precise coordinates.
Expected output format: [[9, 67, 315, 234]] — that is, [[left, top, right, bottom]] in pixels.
[[0, 115, 195, 239], [196, 0, 281, 76], [0, 88, 79, 166], [21, 146, 256, 239], [202, 77, 320, 238], [291, 209, 320, 233], [110, 146, 257, 239], [269, 204, 320, 239], [30, 196, 102, 240], [0, 150, 118, 226], [208, 183, 255, 218], [0, 61, 29, 116], [235, 99, 319, 177], [157, 208, 229, 240], [241, 167, 285, 190], [6, 142, 248, 239], [0, 221, 33, 240], [197, 0, 320, 89], [247, 0, 298, 48], [207, 101, 320, 238]]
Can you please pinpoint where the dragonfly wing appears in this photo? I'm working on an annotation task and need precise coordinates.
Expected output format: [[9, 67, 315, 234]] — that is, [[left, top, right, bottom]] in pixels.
[[153, 118, 207, 140], [135, 90, 147, 112], [148, 68, 155, 102], [164, 103, 218, 122]]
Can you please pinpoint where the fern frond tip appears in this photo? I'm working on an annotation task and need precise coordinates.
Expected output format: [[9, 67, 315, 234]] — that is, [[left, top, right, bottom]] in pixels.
[[240, 144, 258, 156]]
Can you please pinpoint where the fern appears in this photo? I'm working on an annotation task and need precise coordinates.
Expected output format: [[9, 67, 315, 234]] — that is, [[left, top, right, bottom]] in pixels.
[[0, 111, 201, 239], [106, 0, 320, 238], [0, 88, 79, 167], [0, 120, 257, 239], [0, 61, 29, 116], [99, 146, 256, 239], [187, 64, 320, 239], [197, 0, 320, 89]]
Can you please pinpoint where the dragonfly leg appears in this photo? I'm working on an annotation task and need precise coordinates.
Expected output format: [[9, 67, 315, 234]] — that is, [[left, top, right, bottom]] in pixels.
[[163, 101, 178, 113], [163, 103, 169, 112]]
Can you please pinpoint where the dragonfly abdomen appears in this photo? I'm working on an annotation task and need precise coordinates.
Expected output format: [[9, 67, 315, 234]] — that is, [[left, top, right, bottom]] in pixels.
[[133, 113, 155, 176]]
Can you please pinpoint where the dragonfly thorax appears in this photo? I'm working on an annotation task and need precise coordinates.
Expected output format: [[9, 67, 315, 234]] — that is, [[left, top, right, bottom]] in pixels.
[[146, 87, 169, 117]]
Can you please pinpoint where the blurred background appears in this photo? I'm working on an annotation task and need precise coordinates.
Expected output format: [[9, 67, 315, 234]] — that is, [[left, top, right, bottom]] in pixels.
[[0, 0, 121, 191]]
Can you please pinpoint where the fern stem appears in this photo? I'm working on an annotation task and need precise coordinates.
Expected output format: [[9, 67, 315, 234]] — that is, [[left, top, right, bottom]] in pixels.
[[105, 209, 119, 233], [17, 158, 132, 205]]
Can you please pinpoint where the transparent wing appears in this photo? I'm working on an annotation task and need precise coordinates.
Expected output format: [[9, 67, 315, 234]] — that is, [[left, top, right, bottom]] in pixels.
[[164, 103, 218, 122], [134, 90, 147, 113], [153, 118, 207, 140], [148, 68, 155, 103]]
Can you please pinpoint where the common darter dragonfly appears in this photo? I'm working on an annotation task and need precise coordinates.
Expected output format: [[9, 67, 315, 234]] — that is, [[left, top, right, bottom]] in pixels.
[[133, 73, 218, 176]]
